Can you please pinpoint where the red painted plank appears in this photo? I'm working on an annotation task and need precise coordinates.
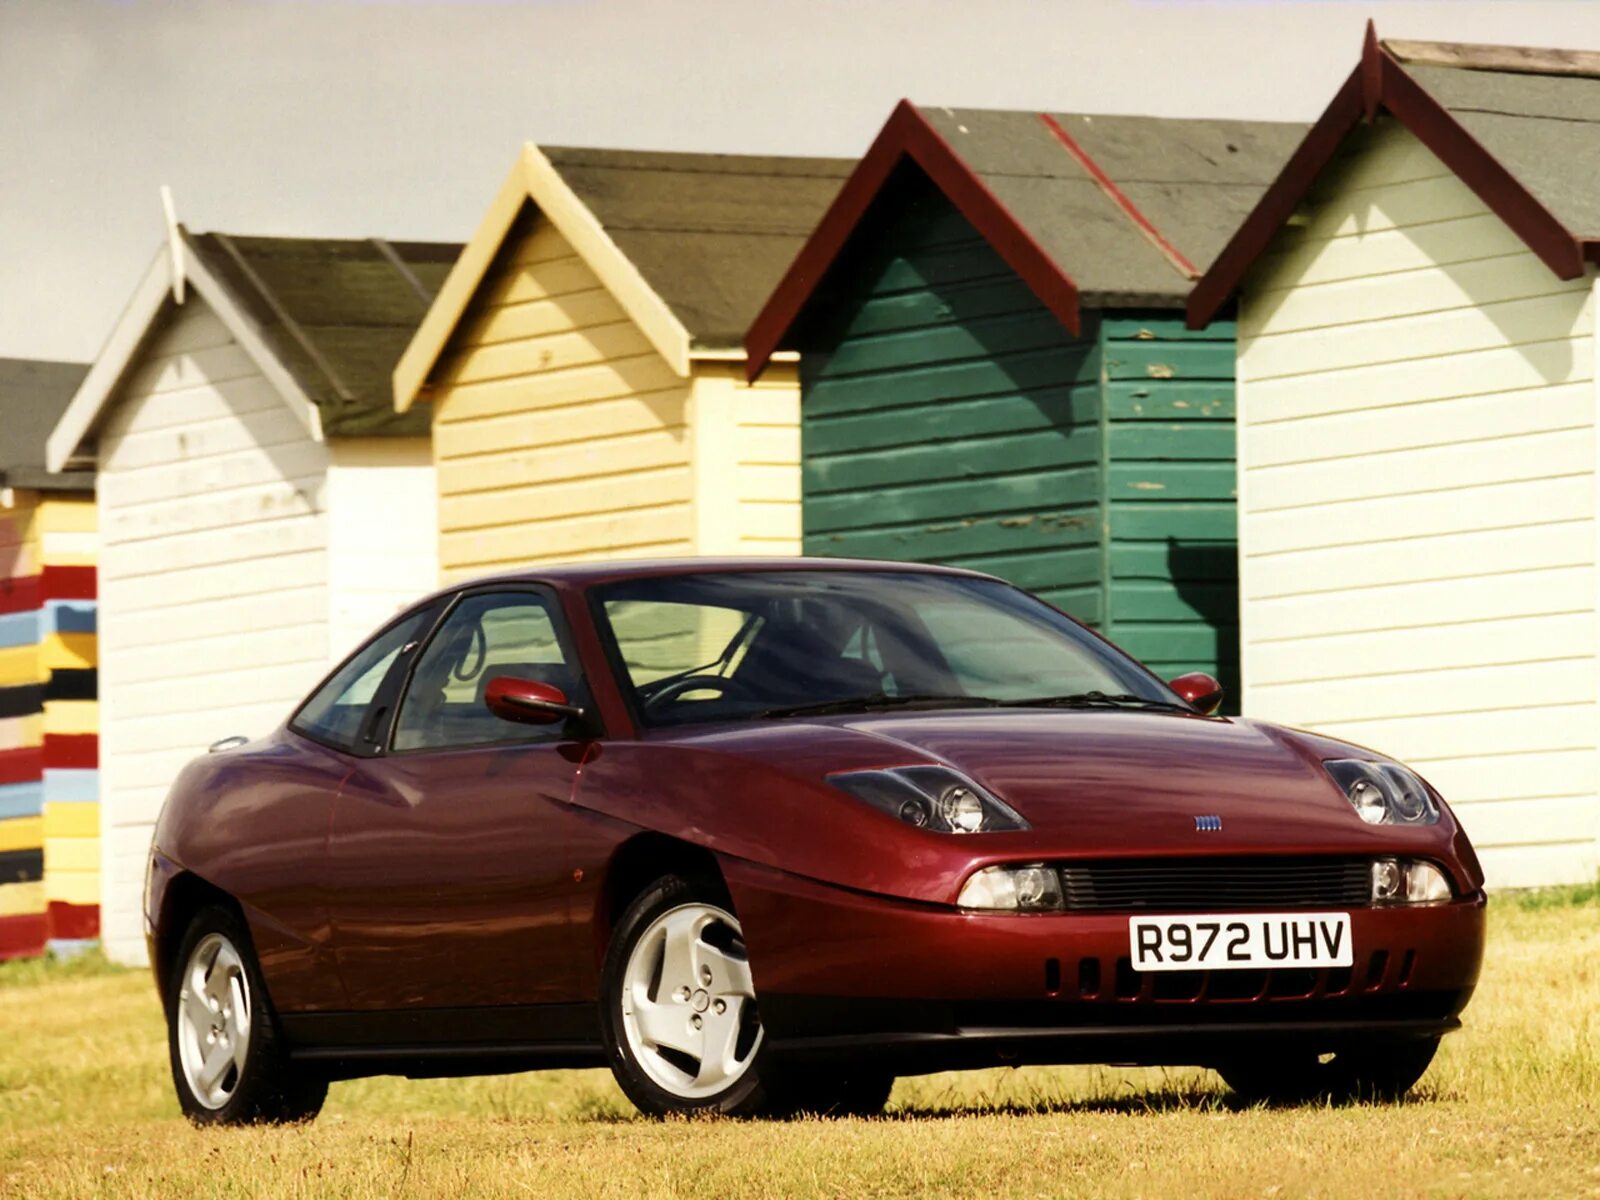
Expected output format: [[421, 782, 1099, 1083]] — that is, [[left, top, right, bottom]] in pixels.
[[43, 736, 97, 769], [47, 900, 99, 942], [0, 575, 42, 616], [40, 566, 96, 603], [0, 911, 47, 960], [0, 747, 44, 786]]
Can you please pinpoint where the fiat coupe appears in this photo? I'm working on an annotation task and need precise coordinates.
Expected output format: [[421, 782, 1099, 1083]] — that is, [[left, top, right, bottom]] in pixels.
[[147, 559, 1485, 1123]]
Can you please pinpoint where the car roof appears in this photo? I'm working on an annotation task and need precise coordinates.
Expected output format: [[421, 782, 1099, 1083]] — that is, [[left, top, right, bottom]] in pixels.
[[426, 556, 996, 600]]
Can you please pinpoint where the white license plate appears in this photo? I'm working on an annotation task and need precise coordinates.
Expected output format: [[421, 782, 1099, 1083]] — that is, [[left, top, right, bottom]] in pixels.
[[1127, 913, 1352, 972]]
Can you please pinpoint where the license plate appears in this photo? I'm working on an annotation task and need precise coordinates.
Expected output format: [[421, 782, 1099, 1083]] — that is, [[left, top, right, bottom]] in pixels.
[[1127, 913, 1352, 972]]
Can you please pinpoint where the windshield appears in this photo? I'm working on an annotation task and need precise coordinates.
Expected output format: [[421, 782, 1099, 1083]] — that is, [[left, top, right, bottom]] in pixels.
[[593, 570, 1178, 728]]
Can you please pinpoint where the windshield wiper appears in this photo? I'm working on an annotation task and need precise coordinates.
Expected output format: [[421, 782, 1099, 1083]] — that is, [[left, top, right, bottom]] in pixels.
[[758, 693, 1003, 720], [1003, 691, 1195, 713]]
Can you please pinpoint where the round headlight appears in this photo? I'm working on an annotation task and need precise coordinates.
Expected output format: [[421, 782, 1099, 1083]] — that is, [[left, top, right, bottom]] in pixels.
[[1349, 777, 1388, 824], [898, 797, 930, 827], [1381, 766, 1431, 823], [938, 786, 986, 833]]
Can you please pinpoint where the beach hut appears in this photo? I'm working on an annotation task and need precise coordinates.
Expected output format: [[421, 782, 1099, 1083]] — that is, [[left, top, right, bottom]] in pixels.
[[1, 359, 96, 958], [392, 144, 849, 582], [48, 231, 457, 963], [1188, 31, 1600, 887], [744, 102, 1302, 697]]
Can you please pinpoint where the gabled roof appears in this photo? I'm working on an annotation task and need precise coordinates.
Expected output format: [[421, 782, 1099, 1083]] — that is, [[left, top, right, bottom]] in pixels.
[[744, 100, 1304, 379], [48, 231, 459, 472], [0, 359, 93, 493], [393, 144, 851, 410], [1188, 27, 1600, 328]]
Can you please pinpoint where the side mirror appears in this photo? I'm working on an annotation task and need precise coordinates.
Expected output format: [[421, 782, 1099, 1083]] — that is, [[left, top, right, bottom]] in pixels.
[[1168, 671, 1224, 716], [484, 676, 585, 726]]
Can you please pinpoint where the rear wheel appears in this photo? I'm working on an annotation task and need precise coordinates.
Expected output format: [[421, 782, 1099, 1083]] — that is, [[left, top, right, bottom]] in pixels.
[[166, 904, 327, 1125], [1218, 1037, 1440, 1105]]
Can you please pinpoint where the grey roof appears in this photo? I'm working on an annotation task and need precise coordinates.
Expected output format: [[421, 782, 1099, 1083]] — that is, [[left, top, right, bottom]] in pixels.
[[917, 107, 1307, 307], [544, 147, 853, 348], [186, 232, 461, 436], [0, 359, 93, 492], [1398, 60, 1600, 239]]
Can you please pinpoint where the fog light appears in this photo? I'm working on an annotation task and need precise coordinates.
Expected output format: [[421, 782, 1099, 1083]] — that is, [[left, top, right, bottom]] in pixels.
[[1371, 858, 1452, 905], [958, 865, 1063, 911]]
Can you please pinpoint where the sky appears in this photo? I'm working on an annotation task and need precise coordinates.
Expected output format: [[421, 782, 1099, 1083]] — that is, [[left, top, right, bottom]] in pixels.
[[5, 0, 1600, 362]]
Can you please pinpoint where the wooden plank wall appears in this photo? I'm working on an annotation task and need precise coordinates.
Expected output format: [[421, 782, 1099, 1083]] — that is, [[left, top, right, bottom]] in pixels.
[[96, 301, 332, 963], [800, 182, 1105, 623], [0, 490, 97, 959], [1102, 314, 1241, 700], [1237, 118, 1600, 888], [325, 437, 438, 659], [430, 212, 696, 583]]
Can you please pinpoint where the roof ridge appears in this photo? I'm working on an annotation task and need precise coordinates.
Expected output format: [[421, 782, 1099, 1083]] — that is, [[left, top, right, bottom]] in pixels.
[[1384, 37, 1600, 80]]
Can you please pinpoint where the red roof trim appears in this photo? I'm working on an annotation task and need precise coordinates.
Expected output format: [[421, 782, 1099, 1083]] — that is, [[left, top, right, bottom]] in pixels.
[[744, 99, 1081, 381], [1188, 25, 1586, 329], [1038, 112, 1199, 279]]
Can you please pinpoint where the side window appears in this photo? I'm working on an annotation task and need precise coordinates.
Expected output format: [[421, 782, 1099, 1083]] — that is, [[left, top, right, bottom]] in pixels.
[[392, 591, 583, 752], [291, 607, 437, 752]]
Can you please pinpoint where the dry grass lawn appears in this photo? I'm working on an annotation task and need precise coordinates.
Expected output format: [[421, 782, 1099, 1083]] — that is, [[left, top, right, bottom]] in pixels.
[[1, 886, 1596, 1198]]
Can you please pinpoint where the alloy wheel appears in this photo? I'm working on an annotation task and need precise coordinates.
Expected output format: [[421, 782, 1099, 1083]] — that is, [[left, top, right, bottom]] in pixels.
[[175, 932, 253, 1110]]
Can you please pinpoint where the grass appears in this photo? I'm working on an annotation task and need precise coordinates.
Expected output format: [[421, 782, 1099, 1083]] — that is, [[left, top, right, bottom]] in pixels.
[[1, 891, 1596, 1198]]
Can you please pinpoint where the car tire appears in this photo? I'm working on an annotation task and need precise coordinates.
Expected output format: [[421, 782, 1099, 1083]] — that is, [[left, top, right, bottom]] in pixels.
[[166, 903, 327, 1125], [601, 873, 790, 1118], [1218, 1036, 1441, 1106]]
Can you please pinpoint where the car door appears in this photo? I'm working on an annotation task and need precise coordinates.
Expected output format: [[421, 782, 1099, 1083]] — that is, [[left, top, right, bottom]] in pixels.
[[326, 586, 599, 1011]]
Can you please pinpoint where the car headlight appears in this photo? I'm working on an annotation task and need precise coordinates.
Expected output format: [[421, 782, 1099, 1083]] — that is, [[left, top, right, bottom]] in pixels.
[[1324, 760, 1440, 826], [957, 864, 1063, 910], [1371, 858, 1452, 905], [827, 766, 1029, 834]]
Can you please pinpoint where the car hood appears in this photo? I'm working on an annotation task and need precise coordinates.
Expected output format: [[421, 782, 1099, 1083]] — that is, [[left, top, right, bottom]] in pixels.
[[811, 708, 1383, 852]]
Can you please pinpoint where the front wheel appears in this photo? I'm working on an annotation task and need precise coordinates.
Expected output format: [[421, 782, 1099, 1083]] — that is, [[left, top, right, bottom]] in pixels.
[[600, 876, 770, 1116], [1218, 1037, 1440, 1105], [166, 904, 327, 1125]]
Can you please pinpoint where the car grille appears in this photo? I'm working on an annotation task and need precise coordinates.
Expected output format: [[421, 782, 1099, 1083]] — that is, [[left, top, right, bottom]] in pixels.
[[1057, 856, 1371, 913]]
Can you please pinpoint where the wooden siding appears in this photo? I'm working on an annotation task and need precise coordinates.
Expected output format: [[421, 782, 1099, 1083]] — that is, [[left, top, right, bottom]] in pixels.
[[430, 215, 696, 583], [1237, 118, 1599, 888], [0, 491, 98, 960], [800, 185, 1104, 622], [326, 438, 438, 657], [1101, 315, 1240, 696], [97, 301, 332, 963]]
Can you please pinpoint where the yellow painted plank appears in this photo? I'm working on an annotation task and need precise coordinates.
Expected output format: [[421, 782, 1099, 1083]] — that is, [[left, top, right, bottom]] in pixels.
[[38, 531, 96, 566], [435, 390, 687, 461], [43, 873, 97, 907], [0, 880, 45, 917], [435, 321, 655, 388], [437, 427, 691, 498], [440, 465, 692, 533], [36, 498, 97, 535], [41, 633, 97, 672], [456, 287, 623, 349], [44, 836, 99, 873], [0, 714, 43, 751], [0, 816, 44, 853], [435, 357, 683, 423], [0, 645, 43, 687], [42, 701, 98, 736], [44, 802, 98, 838]]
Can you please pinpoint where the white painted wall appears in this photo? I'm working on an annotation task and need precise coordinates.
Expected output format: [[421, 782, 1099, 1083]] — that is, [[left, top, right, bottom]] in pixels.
[[1237, 118, 1600, 889], [95, 300, 334, 964], [326, 437, 439, 658]]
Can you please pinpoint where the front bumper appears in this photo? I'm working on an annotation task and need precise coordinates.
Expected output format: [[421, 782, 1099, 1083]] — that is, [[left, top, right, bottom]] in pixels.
[[724, 858, 1485, 1072]]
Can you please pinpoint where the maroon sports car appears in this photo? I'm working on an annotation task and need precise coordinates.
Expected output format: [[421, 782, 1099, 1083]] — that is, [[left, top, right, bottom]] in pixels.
[[147, 559, 1485, 1123]]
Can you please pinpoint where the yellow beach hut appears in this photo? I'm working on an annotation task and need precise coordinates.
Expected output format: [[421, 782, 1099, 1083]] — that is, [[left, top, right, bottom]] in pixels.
[[392, 144, 849, 581]]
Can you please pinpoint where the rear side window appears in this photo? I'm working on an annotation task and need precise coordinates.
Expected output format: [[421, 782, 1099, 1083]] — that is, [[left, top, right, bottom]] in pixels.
[[291, 608, 437, 751]]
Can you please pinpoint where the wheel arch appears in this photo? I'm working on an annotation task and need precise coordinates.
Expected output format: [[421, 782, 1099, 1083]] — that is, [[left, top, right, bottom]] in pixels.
[[593, 833, 728, 967], [153, 871, 244, 992]]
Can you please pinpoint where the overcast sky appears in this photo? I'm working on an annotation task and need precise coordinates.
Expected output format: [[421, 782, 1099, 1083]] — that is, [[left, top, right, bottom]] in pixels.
[[5, 0, 1600, 362]]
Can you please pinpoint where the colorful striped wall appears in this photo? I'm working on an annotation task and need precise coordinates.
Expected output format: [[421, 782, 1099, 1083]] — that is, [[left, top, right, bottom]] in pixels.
[[0, 490, 97, 959]]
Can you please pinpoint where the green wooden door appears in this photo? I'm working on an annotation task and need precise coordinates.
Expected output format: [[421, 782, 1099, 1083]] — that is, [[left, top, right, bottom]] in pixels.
[[1100, 313, 1240, 702]]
